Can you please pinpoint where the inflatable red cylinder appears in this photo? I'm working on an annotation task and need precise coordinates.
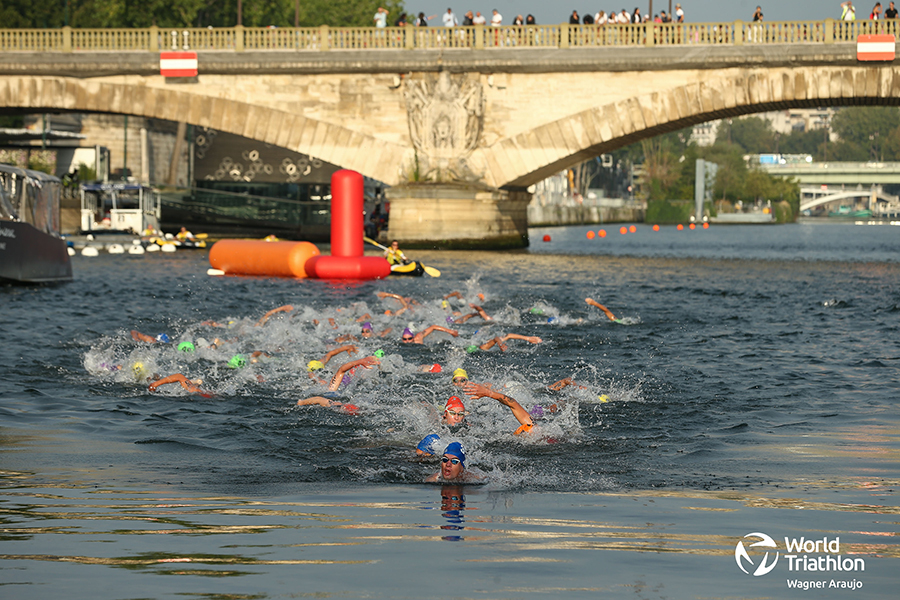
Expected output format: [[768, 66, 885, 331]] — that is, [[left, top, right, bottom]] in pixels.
[[331, 170, 364, 258], [209, 240, 319, 278]]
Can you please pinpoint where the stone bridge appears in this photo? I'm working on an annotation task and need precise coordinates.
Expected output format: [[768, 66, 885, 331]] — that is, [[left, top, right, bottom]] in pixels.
[[1, 22, 899, 246]]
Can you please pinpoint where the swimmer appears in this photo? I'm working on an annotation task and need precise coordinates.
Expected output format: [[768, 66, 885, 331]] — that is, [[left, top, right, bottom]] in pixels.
[[452, 304, 493, 324], [467, 333, 542, 352], [444, 291, 486, 303], [323, 344, 358, 365], [401, 325, 459, 344], [585, 298, 620, 322], [131, 330, 170, 343], [306, 359, 329, 384], [256, 305, 293, 327], [148, 373, 212, 396], [547, 377, 587, 391], [295, 396, 360, 415], [327, 355, 380, 391], [376, 292, 410, 316], [463, 381, 534, 435], [360, 321, 392, 339], [451, 368, 469, 386], [425, 441, 485, 483]]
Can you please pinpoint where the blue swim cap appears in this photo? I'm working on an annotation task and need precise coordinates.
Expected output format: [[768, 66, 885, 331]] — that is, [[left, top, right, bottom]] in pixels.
[[417, 434, 441, 455], [443, 442, 466, 466], [156, 333, 170, 343]]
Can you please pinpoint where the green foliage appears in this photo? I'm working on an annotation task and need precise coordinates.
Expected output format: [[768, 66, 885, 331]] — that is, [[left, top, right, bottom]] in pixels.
[[830, 106, 899, 161], [0, 114, 25, 128], [773, 200, 793, 224], [0, 0, 407, 28], [646, 199, 693, 223], [715, 117, 775, 154]]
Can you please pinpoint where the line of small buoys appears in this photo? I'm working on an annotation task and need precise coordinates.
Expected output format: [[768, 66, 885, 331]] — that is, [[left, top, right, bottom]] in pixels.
[[580, 222, 711, 239]]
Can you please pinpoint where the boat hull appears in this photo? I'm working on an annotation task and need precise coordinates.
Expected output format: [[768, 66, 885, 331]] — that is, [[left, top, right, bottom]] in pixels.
[[0, 221, 73, 283]]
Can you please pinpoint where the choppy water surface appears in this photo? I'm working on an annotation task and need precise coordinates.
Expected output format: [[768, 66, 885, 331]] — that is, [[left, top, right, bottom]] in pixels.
[[1, 221, 898, 599]]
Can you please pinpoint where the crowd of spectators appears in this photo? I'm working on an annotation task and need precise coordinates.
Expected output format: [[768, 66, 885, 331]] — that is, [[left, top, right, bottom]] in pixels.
[[375, 4, 900, 27]]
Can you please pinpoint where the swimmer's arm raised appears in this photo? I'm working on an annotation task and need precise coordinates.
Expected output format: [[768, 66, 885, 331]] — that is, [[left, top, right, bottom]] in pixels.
[[323, 345, 357, 364], [328, 356, 379, 391], [256, 305, 293, 327], [463, 382, 533, 430]]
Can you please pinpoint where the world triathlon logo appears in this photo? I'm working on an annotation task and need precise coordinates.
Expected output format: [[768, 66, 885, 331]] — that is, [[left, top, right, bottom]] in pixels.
[[735, 532, 780, 576]]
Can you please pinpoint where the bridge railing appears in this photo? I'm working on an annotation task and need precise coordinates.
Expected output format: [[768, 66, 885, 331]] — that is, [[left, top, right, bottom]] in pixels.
[[2, 20, 898, 53]]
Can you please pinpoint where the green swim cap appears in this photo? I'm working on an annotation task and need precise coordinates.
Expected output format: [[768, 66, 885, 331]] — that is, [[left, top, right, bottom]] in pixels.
[[374, 349, 385, 358], [465, 345, 480, 353], [530, 307, 544, 315], [227, 354, 247, 369], [177, 341, 195, 353]]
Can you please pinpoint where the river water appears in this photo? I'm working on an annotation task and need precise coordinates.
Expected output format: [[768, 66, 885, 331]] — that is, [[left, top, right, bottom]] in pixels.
[[1, 221, 897, 599]]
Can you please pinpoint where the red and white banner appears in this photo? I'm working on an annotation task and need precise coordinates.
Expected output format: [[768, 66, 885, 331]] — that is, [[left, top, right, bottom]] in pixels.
[[160, 51, 198, 77], [857, 35, 895, 62]]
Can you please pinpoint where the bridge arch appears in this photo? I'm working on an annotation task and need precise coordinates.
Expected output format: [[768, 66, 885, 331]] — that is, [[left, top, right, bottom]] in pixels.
[[0, 75, 408, 185], [485, 65, 900, 189]]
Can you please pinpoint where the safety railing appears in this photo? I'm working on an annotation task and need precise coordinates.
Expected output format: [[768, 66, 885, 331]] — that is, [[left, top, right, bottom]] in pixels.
[[1, 20, 897, 53]]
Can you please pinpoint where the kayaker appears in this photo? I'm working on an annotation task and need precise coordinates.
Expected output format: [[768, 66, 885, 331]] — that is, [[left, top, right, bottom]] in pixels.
[[383, 240, 410, 265]]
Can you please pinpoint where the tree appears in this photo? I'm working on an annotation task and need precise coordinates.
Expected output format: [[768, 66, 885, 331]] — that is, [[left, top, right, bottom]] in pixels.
[[830, 107, 900, 162], [715, 116, 775, 154], [0, 0, 407, 28]]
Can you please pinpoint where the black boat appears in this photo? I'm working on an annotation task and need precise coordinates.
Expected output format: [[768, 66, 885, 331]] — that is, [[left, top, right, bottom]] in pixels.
[[0, 165, 73, 283]]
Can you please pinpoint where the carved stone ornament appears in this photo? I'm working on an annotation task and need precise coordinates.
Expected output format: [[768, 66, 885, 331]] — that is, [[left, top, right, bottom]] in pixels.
[[403, 71, 485, 182]]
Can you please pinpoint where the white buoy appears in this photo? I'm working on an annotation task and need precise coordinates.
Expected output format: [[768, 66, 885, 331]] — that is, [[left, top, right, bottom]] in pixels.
[[128, 245, 145, 255], [145, 243, 160, 252], [161, 243, 177, 253], [132, 239, 142, 245], [81, 246, 99, 257], [108, 244, 125, 254], [207, 268, 225, 276], [67, 247, 76, 256]]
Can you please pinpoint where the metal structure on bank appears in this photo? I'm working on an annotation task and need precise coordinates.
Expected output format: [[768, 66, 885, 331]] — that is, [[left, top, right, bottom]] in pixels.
[[1, 20, 898, 52]]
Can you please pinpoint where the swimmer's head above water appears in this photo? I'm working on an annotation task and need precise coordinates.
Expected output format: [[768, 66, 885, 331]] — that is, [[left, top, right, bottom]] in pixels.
[[443, 396, 467, 426]]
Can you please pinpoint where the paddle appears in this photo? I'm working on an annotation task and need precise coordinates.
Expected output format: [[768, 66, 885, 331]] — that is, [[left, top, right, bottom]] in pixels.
[[364, 237, 441, 277]]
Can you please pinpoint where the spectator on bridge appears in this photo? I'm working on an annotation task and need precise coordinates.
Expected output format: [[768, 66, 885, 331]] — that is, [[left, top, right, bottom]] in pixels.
[[442, 8, 458, 27], [871, 2, 883, 19], [595, 10, 608, 24], [525, 14, 536, 25], [752, 6, 764, 21], [841, 1, 857, 20], [373, 7, 389, 28], [660, 10, 670, 22], [513, 14, 524, 25], [462, 11, 474, 26], [491, 9, 503, 26], [631, 7, 642, 23], [886, 1, 898, 17], [569, 10, 580, 24], [395, 12, 408, 26], [415, 12, 435, 26], [583, 12, 594, 24], [473, 12, 486, 24], [675, 4, 684, 22], [619, 9, 632, 23]]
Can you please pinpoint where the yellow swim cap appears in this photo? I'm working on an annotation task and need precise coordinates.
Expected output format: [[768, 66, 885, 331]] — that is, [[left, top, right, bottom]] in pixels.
[[132, 362, 147, 381], [307, 360, 325, 372], [452, 368, 468, 380]]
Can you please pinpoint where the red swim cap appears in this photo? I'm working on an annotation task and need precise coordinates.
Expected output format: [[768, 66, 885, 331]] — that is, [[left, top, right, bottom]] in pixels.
[[444, 396, 465, 412], [429, 363, 442, 373], [339, 403, 360, 415]]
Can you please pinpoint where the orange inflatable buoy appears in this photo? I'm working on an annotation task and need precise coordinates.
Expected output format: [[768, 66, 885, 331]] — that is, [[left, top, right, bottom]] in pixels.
[[209, 240, 320, 278], [652, 224, 660, 231], [689, 223, 696, 230], [598, 229, 607, 238], [677, 224, 684, 231], [586, 230, 595, 239], [703, 222, 709, 229], [629, 225, 637, 233], [619, 226, 627, 235], [543, 234, 551, 242]]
